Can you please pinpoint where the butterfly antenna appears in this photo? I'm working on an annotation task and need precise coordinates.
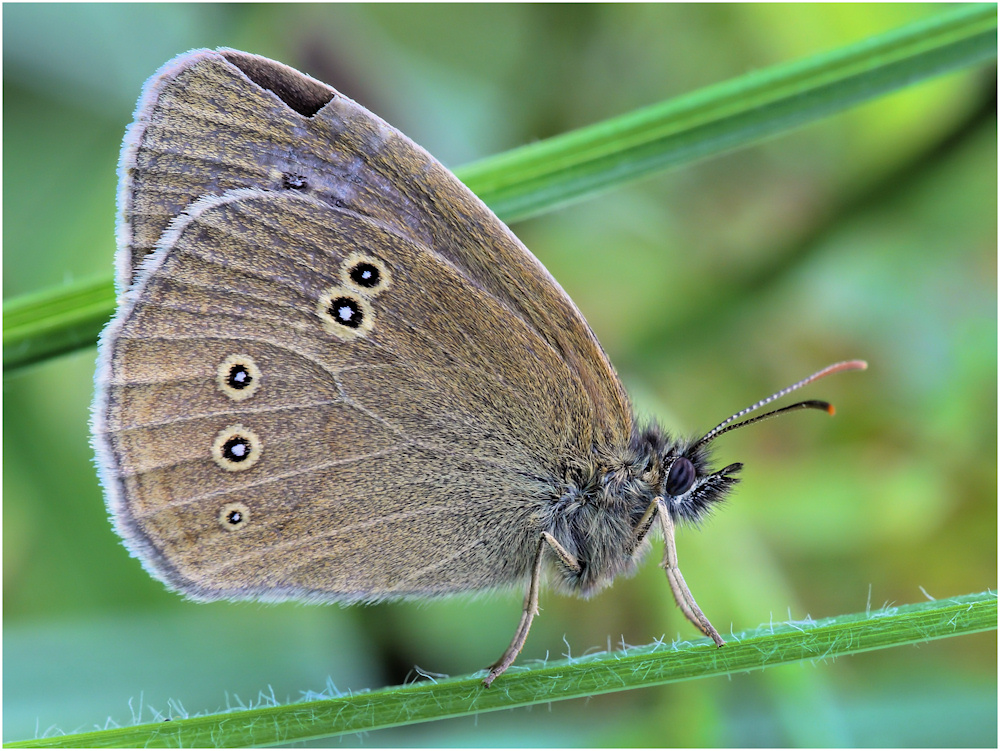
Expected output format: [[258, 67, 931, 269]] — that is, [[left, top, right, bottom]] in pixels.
[[691, 360, 867, 451]]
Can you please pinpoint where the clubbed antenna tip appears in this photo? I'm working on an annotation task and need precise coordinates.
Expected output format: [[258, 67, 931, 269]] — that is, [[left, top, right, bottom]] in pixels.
[[692, 360, 866, 450]]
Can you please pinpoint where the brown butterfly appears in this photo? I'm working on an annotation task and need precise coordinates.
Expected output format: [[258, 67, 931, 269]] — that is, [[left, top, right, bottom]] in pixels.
[[92, 48, 865, 686]]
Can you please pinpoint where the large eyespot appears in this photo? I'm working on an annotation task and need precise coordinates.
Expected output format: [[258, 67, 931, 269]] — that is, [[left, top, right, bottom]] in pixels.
[[216, 354, 261, 401], [317, 286, 374, 340], [340, 252, 391, 296], [212, 425, 262, 472], [218, 501, 250, 531], [665, 457, 696, 497]]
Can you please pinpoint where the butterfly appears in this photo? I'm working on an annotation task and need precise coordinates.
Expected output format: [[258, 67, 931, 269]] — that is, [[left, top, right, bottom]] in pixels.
[[92, 48, 865, 686]]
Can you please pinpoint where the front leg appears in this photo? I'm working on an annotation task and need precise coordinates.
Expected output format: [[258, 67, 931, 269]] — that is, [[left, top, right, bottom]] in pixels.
[[484, 532, 580, 687], [632, 498, 725, 647]]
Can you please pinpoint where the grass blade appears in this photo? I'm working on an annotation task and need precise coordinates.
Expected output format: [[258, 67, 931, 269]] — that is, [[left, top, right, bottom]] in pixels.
[[3, 277, 115, 372], [459, 3, 998, 221], [9, 590, 995, 748]]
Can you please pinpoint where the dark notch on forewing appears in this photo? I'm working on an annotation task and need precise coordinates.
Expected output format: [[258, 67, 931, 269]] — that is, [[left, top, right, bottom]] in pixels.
[[691, 360, 868, 452], [221, 49, 335, 117]]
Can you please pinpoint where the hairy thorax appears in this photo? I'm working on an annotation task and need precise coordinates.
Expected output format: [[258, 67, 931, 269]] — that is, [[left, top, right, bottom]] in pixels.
[[543, 428, 669, 596]]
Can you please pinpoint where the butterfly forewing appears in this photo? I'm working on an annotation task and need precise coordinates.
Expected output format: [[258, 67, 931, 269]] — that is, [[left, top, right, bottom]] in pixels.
[[99, 48, 635, 604]]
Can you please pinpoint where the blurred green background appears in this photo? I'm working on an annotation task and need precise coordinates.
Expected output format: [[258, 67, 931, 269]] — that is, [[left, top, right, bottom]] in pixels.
[[3, 3, 996, 746]]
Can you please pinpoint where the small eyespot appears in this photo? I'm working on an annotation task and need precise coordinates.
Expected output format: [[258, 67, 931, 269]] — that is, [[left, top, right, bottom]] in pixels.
[[282, 173, 308, 190], [316, 287, 374, 340], [212, 425, 262, 472], [350, 262, 381, 288], [665, 457, 696, 497], [340, 252, 391, 296], [217, 354, 261, 401], [219, 501, 250, 531]]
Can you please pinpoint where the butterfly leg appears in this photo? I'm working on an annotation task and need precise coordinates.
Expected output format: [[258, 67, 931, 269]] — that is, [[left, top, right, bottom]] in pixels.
[[484, 532, 578, 687], [540, 530, 582, 573], [655, 497, 725, 647]]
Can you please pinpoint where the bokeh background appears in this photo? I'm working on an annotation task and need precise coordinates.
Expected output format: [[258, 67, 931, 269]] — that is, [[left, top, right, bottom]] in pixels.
[[4, 4, 996, 746]]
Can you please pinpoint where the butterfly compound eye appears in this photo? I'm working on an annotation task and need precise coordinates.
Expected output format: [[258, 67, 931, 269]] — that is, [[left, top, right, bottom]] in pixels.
[[665, 457, 696, 497]]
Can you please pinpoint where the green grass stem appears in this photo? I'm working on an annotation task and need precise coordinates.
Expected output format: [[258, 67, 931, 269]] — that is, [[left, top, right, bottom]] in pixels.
[[459, 3, 997, 221], [9, 590, 995, 748]]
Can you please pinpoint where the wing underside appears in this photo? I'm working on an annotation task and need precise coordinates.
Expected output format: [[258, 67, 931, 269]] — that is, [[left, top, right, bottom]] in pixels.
[[97, 48, 634, 602]]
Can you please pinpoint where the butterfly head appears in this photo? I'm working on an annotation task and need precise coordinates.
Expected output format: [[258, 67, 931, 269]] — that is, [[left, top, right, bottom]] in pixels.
[[656, 360, 868, 523], [658, 443, 742, 524]]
